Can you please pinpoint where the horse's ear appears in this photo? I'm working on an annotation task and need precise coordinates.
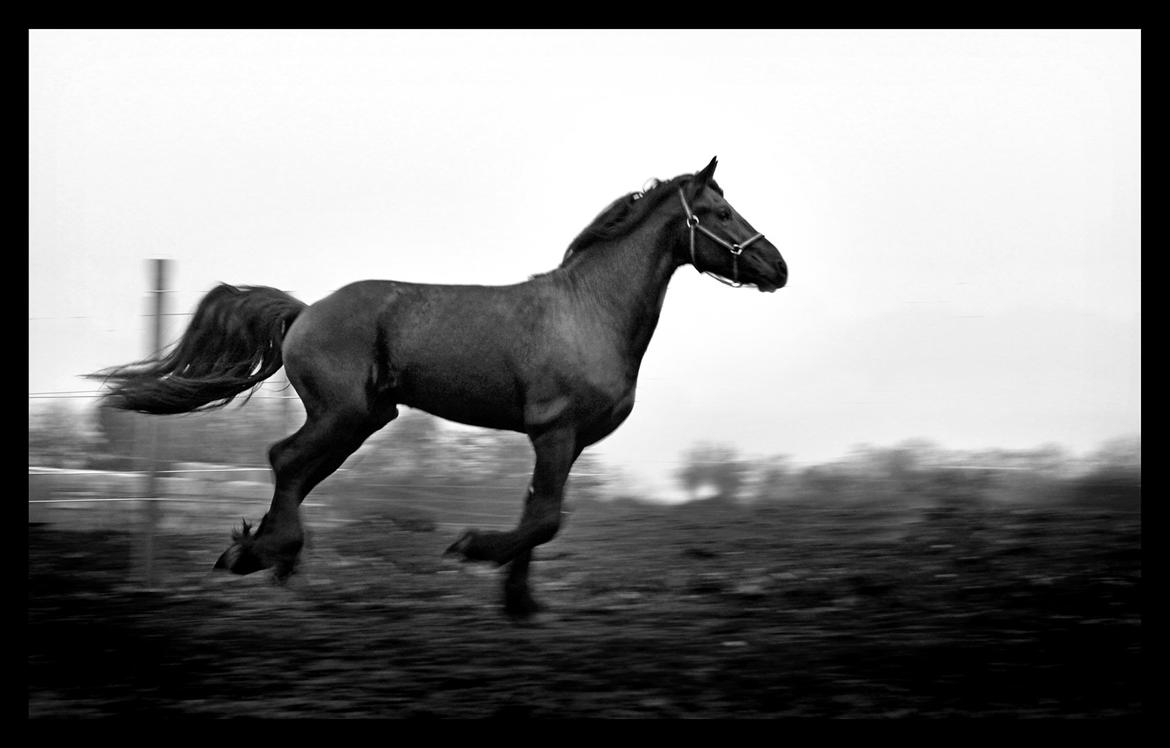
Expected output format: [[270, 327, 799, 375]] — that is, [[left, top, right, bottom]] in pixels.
[[698, 156, 718, 182], [688, 156, 718, 198]]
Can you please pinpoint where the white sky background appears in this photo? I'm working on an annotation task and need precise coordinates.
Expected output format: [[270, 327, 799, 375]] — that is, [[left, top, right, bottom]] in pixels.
[[29, 29, 1141, 499]]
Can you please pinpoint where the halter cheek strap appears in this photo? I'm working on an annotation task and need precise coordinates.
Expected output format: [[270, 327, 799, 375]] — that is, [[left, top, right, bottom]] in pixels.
[[678, 188, 764, 287]]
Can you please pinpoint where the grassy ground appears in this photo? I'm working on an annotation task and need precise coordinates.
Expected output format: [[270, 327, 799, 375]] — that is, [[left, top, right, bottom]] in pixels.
[[28, 495, 1141, 718]]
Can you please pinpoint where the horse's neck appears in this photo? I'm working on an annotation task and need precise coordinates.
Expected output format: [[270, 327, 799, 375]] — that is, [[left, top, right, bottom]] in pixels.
[[566, 214, 681, 366]]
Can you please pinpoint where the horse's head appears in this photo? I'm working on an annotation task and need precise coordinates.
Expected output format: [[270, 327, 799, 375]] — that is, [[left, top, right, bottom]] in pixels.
[[678, 157, 787, 292]]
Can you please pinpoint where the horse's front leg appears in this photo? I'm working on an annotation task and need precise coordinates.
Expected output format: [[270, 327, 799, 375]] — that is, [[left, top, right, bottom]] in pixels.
[[503, 547, 538, 617], [446, 428, 575, 616]]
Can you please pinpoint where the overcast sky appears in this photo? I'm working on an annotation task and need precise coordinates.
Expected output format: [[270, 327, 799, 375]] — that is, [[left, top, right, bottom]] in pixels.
[[29, 29, 1141, 498]]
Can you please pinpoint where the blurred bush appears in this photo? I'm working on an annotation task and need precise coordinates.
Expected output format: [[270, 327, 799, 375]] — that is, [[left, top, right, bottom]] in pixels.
[[28, 400, 101, 469], [29, 396, 1139, 512], [674, 437, 1141, 512]]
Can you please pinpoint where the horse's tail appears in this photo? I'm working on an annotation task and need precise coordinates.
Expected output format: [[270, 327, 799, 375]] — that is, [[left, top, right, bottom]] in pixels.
[[90, 284, 307, 415]]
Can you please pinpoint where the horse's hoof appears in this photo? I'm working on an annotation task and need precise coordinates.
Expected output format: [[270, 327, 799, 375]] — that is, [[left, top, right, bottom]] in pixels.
[[504, 591, 543, 621], [213, 543, 269, 575]]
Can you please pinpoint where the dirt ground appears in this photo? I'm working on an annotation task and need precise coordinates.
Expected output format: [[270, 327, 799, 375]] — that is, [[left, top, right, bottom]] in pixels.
[[28, 497, 1141, 718]]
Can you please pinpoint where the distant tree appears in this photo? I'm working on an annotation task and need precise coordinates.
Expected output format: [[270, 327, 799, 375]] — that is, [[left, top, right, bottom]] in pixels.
[[1087, 435, 1141, 474], [28, 401, 98, 468], [675, 442, 749, 501], [357, 408, 444, 479], [567, 451, 609, 503], [751, 455, 794, 502], [93, 403, 138, 468], [91, 395, 292, 469], [796, 463, 856, 500], [1069, 435, 1141, 509]]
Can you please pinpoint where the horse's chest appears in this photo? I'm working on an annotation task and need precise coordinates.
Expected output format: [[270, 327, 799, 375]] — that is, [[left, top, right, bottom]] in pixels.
[[577, 382, 636, 445], [521, 373, 635, 444], [606, 387, 636, 424]]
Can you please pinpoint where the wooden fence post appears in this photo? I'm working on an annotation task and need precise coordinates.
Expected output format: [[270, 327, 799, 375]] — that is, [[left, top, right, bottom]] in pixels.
[[140, 258, 170, 588]]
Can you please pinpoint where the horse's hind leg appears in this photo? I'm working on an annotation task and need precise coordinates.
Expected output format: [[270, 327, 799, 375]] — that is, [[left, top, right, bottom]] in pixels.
[[215, 404, 395, 577]]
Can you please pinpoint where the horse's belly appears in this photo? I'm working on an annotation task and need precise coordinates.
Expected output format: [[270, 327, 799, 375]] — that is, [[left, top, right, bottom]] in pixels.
[[398, 368, 526, 433], [413, 400, 526, 433]]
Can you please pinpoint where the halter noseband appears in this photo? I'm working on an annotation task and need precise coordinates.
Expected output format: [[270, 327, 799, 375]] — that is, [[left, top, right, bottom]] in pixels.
[[678, 188, 764, 287]]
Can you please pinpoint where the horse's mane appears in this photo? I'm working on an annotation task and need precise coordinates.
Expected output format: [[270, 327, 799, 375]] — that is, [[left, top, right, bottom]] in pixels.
[[559, 174, 724, 265]]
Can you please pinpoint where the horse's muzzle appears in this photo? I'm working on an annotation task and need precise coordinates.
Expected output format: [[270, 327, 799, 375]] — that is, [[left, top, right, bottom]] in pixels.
[[756, 267, 787, 293]]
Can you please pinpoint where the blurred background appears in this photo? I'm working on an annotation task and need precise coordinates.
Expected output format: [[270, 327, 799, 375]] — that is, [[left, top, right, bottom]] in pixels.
[[29, 29, 1139, 498], [28, 29, 1140, 718]]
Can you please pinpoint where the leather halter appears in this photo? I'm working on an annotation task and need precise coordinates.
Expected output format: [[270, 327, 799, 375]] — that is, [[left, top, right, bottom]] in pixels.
[[677, 188, 765, 287]]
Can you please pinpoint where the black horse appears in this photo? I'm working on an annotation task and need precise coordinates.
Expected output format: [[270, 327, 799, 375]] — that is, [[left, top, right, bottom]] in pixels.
[[92, 157, 787, 616]]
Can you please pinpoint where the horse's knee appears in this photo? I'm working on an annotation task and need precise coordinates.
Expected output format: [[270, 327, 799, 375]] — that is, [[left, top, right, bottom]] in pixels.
[[526, 511, 562, 546]]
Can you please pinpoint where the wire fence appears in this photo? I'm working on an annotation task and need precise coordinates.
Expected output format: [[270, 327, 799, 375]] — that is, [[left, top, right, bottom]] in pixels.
[[27, 457, 529, 535]]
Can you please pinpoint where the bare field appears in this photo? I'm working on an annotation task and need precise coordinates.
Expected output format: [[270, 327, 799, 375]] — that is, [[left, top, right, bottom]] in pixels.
[[28, 497, 1141, 718]]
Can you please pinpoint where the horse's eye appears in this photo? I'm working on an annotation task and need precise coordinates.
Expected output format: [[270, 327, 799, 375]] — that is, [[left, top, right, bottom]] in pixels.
[[717, 208, 732, 221]]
